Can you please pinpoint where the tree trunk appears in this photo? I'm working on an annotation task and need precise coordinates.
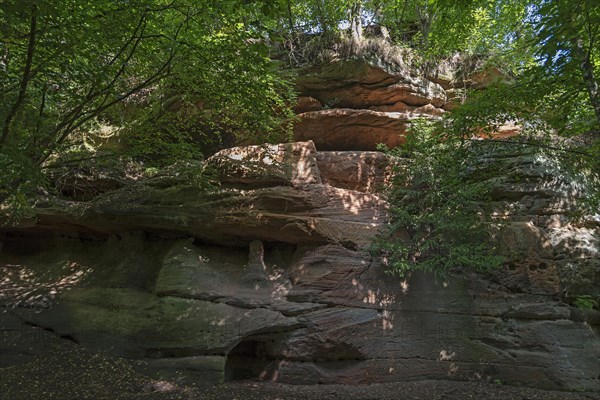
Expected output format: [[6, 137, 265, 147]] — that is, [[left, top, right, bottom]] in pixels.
[[416, 4, 432, 47], [315, 0, 328, 34], [573, 37, 600, 128], [349, 1, 363, 41], [286, 0, 294, 32], [0, 4, 37, 150], [0, 47, 8, 72], [374, 8, 391, 40]]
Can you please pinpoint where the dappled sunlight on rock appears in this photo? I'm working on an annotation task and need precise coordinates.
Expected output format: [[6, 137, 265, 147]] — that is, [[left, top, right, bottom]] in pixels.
[[211, 318, 229, 327], [447, 363, 459, 376], [317, 151, 395, 194], [207, 141, 322, 188], [438, 349, 456, 361], [400, 280, 409, 294], [1, 136, 599, 392], [363, 289, 377, 304], [0, 261, 91, 308], [144, 380, 178, 393], [380, 309, 394, 331]]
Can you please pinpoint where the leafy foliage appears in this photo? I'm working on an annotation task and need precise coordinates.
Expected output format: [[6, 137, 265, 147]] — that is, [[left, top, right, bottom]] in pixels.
[[2, 0, 599, 228], [437, 0, 600, 137], [269, 0, 600, 138], [0, 0, 296, 221], [374, 119, 503, 277], [574, 295, 599, 311]]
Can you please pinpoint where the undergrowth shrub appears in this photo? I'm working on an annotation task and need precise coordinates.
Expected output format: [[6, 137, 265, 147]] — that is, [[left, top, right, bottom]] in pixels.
[[374, 119, 503, 277]]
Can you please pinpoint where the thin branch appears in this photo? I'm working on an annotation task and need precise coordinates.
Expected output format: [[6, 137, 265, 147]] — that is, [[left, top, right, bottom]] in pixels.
[[36, 53, 176, 166], [107, 10, 148, 67], [38, 10, 149, 154], [41, 153, 119, 169], [0, 4, 37, 150], [33, 83, 47, 139], [105, 16, 148, 90]]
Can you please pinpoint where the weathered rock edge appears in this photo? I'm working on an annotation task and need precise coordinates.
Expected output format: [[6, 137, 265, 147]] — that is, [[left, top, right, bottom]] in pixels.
[[0, 140, 598, 392]]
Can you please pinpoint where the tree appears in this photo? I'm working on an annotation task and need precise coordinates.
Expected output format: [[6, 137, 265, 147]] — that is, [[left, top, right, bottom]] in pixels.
[[374, 119, 504, 277], [0, 0, 295, 216], [534, 0, 600, 130], [426, 0, 600, 137]]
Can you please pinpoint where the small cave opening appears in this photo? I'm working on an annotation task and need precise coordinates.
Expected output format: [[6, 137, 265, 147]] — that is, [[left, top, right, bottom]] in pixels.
[[224, 339, 278, 382]]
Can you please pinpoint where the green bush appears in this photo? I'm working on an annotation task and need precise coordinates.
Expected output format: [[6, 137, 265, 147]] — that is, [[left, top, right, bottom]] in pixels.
[[573, 295, 598, 311], [374, 119, 503, 277]]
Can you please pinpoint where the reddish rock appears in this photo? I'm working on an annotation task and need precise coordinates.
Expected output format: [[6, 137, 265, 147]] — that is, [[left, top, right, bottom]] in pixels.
[[316, 151, 394, 193], [294, 109, 433, 151], [294, 96, 322, 113], [293, 59, 450, 151], [368, 101, 410, 112], [492, 122, 521, 138], [1, 140, 599, 392], [207, 141, 322, 188], [296, 59, 447, 110], [311, 81, 447, 110], [413, 103, 445, 116], [20, 183, 388, 249]]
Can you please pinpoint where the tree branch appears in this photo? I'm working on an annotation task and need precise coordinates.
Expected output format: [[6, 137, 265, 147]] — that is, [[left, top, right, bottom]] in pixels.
[[36, 52, 176, 166], [41, 153, 119, 170], [35, 10, 150, 157], [0, 4, 38, 150]]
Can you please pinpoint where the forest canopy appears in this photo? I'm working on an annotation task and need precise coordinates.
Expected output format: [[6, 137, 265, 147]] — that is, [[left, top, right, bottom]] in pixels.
[[1, 0, 599, 217]]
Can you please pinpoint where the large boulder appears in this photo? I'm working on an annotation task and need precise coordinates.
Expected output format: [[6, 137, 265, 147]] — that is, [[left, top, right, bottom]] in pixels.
[[293, 59, 446, 151], [9, 141, 388, 249], [21, 184, 387, 249], [316, 151, 394, 193], [294, 96, 323, 113], [293, 58, 518, 150], [207, 141, 322, 188]]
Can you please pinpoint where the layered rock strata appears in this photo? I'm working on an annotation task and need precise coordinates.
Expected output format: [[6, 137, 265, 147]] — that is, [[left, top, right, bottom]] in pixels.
[[293, 58, 520, 150], [1, 140, 598, 391]]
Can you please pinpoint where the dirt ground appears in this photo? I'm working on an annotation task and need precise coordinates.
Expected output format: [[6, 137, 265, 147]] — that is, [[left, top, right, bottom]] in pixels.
[[3, 360, 600, 400], [1, 320, 599, 400], [200, 381, 600, 400]]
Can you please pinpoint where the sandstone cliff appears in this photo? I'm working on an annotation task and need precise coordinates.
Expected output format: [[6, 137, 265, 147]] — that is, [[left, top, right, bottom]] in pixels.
[[0, 59, 598, 392]]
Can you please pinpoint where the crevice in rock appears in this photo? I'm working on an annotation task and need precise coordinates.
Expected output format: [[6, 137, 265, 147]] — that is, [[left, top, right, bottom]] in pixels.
[[224, 337, 280, 382], [21, 319, 79, 344], [223, 333, 369, 382], [60, 334, 78, 343]]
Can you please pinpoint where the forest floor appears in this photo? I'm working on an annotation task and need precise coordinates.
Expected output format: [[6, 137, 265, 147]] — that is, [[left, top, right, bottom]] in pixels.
[[1, 318, 599, 400]]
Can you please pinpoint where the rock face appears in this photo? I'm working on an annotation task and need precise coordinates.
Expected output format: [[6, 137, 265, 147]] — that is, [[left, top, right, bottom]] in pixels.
[[295, 109, 417, 150], [296, 59, 447, 111], [316, 151, 394, 193], [293, 58, 519, 150], [293, 59, 447, 150], [207, 141, 322, 188], [1, 139, 598, 392], [0, 57, 595, 391]]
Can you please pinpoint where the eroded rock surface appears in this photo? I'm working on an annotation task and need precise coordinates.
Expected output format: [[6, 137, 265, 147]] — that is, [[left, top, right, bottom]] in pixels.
[[1, 140, 598, 392], [292, 58, 519, 150], [293, 59, 446, 150], [294, 108, 418, 150], [207, 141, 322, 188], [316, 151, 394, 193]]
